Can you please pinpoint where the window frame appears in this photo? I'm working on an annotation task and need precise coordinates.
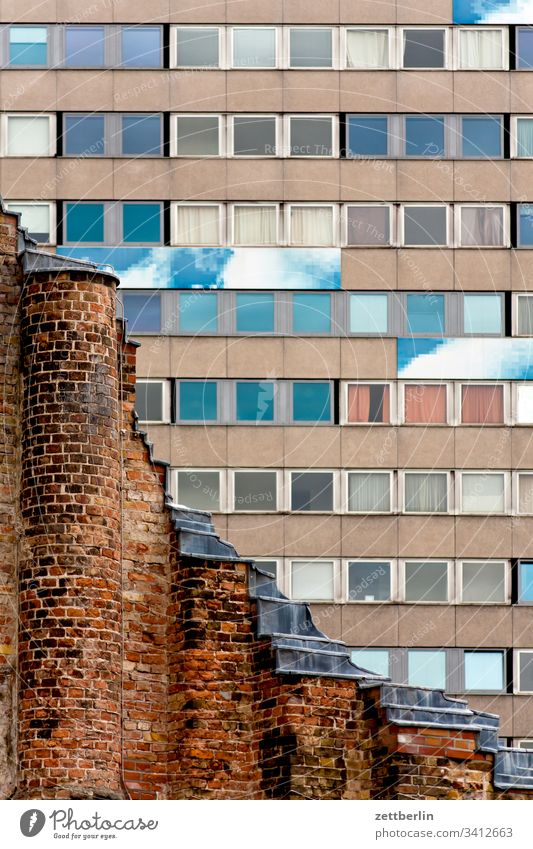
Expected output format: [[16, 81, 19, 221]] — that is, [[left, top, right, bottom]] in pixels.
[[456, 382, 509, 426], [172, 468, 226, 513], [230, 468, 282, 513], [514, 649, 533, 694], [286, 26, 337, 70], [342, 380, 397, 426], [286, 203, 339, 246], [341, 26, 393, 70], [399, 26, 450, 70], [172, 25, 224, 69], [285, 114, 338, 159], [4, 200, 56, 245], [400, 203, 450, 247], [343, 203, 394, 248], [398, 381, 452, 426], [228, 25, 279, 70], [345, 558, 396, 604], [458, 470, 510, 516], [229, 202, 281, 246], [344, 469, 395, 514], [228, 113, 280, 158], [134, 378, 171, 424], [457, 560, 510, 605], [172, 113, 224, 158], [3, 112, 56, 157], [399, 559, 453, 605], [454, 26, 508, 71], [170, 201, 225, 246], [455, 204, 509, 248], [287, 469, 338, 513], [401, 470, 452, 514]]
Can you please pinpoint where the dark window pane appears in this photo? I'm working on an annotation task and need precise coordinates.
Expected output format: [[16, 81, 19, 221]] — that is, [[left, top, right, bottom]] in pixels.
[[403, 29, 445, 68], [65, 203, 104, 243], [404, 206, 447, 246], [518, 27, 533, 69], [405, 115, 445, 157], [461, 117, 501, 157], [177, 116, 220, 155], [290, 117, 333, 156], [179, 382, 217, 421], [122, 26, 161, 67], [292, 293, 331, 332], [121, 115, 161, 155], [123, 203, 161, 243], [176, 27, 219, 67], [233, 116, 276, 156], [405, 561, 448, 602], [347, 206, 390, 246], [64, 115, 105, 156], [233, 28, 276, 68], [236, 293, 275, 332], [135, 382, 163, 421], [177, 471, 220, 511], [234, 471, 277, 510], [123, 293, 161, 333], [291, 472, 333, 511], [519, 205, 533, 246], [406, 293, 445, 334], [292, 383, 331, 422], [290, 28, 332, 67], [236, 382, 275, 422], [348, 562, 391, 601], [65, 26, 105, 67], [347, 115, 388, 157]]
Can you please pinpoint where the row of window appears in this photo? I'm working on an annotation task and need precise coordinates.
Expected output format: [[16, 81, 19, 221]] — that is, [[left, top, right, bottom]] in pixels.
[[123, 291, 533, 338], [170, 468, 533, 516], [255, 557, 533, 605], [5, 24, 533, 72], [12, 112, 533, 161]]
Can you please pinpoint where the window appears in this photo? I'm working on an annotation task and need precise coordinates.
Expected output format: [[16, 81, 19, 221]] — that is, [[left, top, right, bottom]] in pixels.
[[292, 293, 331, 333], [517, 27, 533, 70], [178, 381, 218, 422], [465, 652, 504, 691], [407, 650, 446, 689], [404, 561, 449, 603], [346, 115, 388, 157], [235, 293, 275, 333], [121, 26, 161, 68], [289, 116, 334, 157], [458, 29, 504, 69], [6, 114, 53, 156], [174, 204, 221, 246], [175, 115, 220, 156], [518, 204, 533, 246], [290, 472, 334, 512], [463, 294, 502, 334], [64, 203, 104, 244], [232, 27, 276, 68], [402, 29, 446, 69], [517, 384, 533, 422], [406, 293, 445, 335], [232, 205, 278, 245], [346, 205, 391, 246], [345, 28, 389, 69], [289, 28, 333, 68], [351, 649, 389, 677], [5, 202, 52, 243], [65, 26, 105, 67], [121, 115, 162, 156], [405, 115, 445, 157], [518, 474, 533, 514], [404, 384, 447, 424], [64, 114, 105, 156], [348, 562, 392, 602], [292, 383, 332, 423], [459, 116, 502, 158], [175, 27, 220, 67], [517, 651, 533, 693], [289, 205, 335, 246], [404, 472, 448, 513], [515, 119, 533, 157], [175, 470, 221, 512], [402, 206, 447, 246], [517, 296, 533, 335], [347, 472, 391, 513], [179, 292, 218, 333], [347, 384, 390, 424], [9, 26, 47, 66], [459, 206, 505, 247], [235, 381, 275, 422], [122, 293, 161, 333], [461, 561, 506, 603], [256, 560, 278, 579], [135, 380, 168, 423], [232, 116, 277, 156], [461, 472, 506, 514], [291, 560, 335, 601], [519, 562, 533, 603], [123, 203, 162, 244], [233, 471, 277, 511], [461, 384, 504, 424], [349, 293, 388, 334]]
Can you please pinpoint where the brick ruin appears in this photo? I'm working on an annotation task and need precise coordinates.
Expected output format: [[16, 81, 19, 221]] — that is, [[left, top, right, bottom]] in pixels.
[[1, 205, 533, 800]]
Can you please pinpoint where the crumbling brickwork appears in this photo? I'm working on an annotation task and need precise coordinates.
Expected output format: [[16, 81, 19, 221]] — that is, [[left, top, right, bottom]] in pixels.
[[1, 206, 533, 801]]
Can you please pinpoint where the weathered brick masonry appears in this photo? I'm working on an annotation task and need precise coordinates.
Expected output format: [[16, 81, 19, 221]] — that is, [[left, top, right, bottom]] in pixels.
[[1, 205, 533, 800]]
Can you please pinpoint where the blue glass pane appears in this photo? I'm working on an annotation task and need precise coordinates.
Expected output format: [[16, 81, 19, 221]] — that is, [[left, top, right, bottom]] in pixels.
[[65, 203, 104, 243], [408, 651, 446, 689], [351, 650, 389, 677], [180, 382, 217, 421], [236, 382, 275, 422], [180, 293, 217, 332], [123, 293, 161, 333], [520, 205, 533, 246], [122, 26, 161, 67], [347, 116, 388, 157], [407, 294, 445, 334], [9, 27, 47, 65], [293, 383, 331, 422], [65, 26, 105, 67], [293, 293, 331, 333], [64, 115, 105, 156], [121, 116, 161, 155], [464, 652, 503, 691], [520, 562, 533, 602], [405, 116, 445, 157], [461, 117, 501, 157], [350, 293, 388, 333], [236, 293, 275, 332], [123, 203, 161, 243], [518, 28, 533, 69], [463, 295, 501, 334]]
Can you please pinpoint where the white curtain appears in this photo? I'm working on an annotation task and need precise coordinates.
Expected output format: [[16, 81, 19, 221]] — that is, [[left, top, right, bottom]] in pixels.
[[462, 474, 505, 513], [291, 560, 334, 601], [7, 115, 49, 155], [517, 119, 533, 157], [346, 29, 388, 68], [233, 205, 277, 245], [405, 473, 447, 512], [459, 30, 502, 69], [460, 206, 503, 246], [176, 205, 220, 245], [348, 473, 390, 512], [517, 385, 533, 422], [291, 206, 333, 245], [518, 297, 533, 335]]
